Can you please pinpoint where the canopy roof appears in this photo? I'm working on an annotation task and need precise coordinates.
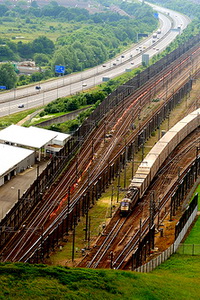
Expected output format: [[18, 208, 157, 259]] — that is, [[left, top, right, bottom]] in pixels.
[[0, 143, 34, 177], [0, 125, 58, 149]]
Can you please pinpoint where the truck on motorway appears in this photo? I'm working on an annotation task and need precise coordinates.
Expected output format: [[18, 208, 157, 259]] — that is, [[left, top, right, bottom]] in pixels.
[[102, 77, 111, 82]]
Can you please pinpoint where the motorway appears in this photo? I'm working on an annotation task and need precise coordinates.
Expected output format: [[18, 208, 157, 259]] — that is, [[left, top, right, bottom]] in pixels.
[[0, 43, 198, 263], [0, 5, 190, 117]]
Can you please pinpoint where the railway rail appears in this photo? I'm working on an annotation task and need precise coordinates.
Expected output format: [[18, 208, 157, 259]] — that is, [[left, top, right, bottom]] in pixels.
[[0, 41, 199, 263], [79, 128, 200, 269]]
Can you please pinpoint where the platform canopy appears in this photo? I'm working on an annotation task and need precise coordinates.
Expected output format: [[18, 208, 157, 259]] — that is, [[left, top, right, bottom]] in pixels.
[[0, 125, 58, 149], [0, 143, 34, 177]]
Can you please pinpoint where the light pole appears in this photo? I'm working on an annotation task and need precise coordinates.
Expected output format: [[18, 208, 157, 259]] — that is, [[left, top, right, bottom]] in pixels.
[[43, 90, 45, 106], [69, 76, 72, 95], [13, 87, 16, 100]]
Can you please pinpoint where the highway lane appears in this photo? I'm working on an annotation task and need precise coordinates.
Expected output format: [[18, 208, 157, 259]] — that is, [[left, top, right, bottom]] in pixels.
[[0, 6, 190, 117]]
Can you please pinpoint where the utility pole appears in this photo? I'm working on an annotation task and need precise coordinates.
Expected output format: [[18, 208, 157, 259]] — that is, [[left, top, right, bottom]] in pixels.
[[131, 142, 135, 178], [124, 140, 127, 189], [149, 192, 154, 230], [87, 216, 91, 249], [72, 216, 76, 262], [117, 171, 121, 203], [110, 185, 114, 217], [76, 159, 78, 181], [85, 209, 88, 241]]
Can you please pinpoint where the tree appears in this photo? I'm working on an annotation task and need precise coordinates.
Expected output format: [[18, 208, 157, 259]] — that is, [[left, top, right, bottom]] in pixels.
[[0, 4, 8, 17], [0, 63, 18, 89], [34, 53, 49, 66], [31, 36, 55, 55], [0, 45, 17, 61], [31, 1, 38, 8]]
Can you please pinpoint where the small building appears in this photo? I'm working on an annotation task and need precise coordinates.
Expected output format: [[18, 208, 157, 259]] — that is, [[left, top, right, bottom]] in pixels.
[[0, 143, 35, 187], [0, 125, 58, 161], [45, 131, 71, 154]]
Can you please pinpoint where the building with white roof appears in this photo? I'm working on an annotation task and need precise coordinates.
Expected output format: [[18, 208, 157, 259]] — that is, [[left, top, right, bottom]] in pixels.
[[44, 129, 71, 154], [0, 125, 58, 161], [0, 143, 35, 186], [0, 125, 71, 186]]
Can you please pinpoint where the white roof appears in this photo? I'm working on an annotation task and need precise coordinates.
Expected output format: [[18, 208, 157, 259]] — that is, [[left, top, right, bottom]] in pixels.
[[45, 130, 70, 143], [0, 143, 34, 177], [0, 125, 58, 149]]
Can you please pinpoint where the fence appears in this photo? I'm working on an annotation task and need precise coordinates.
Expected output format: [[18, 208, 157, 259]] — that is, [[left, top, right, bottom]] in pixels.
[[177, 244, 200, 255], [135, 196, 198, 272]]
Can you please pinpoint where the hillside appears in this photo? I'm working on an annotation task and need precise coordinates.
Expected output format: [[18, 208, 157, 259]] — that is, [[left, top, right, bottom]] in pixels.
[[0, 255, 200, 299]]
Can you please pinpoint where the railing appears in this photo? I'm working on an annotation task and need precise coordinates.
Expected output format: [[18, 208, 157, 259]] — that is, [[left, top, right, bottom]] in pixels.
[[177, 244, 200, 255]]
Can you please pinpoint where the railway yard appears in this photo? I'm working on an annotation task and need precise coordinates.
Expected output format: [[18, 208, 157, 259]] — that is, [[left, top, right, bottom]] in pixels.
[[0, 38, 199, 269]]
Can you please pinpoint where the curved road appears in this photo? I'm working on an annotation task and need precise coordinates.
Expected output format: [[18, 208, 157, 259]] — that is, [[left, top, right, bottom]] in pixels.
[[0, 5, 190, 117]]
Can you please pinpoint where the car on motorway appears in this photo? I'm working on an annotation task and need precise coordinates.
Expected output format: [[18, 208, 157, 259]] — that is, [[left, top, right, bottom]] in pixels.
[[82, 83, 87, 87], [35, 86, 41, 90], [18, 104, 24, 108], [102, 64, 106, 67], [113, 63, 117, 66], [131, 62, 134, 65]]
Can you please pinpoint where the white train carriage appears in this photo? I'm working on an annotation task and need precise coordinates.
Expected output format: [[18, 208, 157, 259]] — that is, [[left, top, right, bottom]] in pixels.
[[159, 130, 178, 155], [129, 178, 145, 198], [180, 110, 200, 134], [149, 141, 169, 174], [131, 172, 149, 197], [120, 109, 200, 214], [135, 168, 151, 187], [168, 122, 188, 144]]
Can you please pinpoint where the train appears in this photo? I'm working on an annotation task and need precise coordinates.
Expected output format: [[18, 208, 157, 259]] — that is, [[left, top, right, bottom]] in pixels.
[[120, 108, 200, 215]]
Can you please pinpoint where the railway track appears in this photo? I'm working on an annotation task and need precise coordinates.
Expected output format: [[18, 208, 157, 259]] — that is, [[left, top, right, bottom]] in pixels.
[[0, 45, 199, 263], [79, 128, 200, 269]]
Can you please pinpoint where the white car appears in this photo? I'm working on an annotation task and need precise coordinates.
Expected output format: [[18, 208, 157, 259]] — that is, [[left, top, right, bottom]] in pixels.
[[18, 104, 24, 108]]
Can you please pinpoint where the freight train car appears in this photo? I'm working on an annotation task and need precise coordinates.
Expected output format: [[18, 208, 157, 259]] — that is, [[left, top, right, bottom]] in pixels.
[[120, 109, 200, 214]]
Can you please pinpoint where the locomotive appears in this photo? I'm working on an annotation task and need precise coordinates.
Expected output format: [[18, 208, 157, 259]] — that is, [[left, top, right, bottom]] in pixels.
[[120, 108, 200, 215]]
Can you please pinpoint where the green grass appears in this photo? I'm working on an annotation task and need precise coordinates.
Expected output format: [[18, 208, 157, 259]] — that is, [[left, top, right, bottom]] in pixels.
[[175, 185, 200, 255], [0, 108, 39, 128], [184, 186, 200, 244], [192, 185, 200, 210], [184, 217, 200, 245], [0, 256, 200, 299], [0, 20, 73, 43]]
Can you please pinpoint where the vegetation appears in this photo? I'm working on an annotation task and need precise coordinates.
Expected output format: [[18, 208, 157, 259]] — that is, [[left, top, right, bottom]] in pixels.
[[37, 15, 200, 134], [0, 63, 17, 89], [0, 0, 158, 88], [0, 108, 38, 129], [183, 186, 200, 244], [0, 254, 200, 299], [148, 0, 200, 19]]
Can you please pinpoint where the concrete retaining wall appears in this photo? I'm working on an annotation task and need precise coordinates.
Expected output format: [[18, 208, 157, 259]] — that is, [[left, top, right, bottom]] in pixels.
[[36, 107, 91, 127]]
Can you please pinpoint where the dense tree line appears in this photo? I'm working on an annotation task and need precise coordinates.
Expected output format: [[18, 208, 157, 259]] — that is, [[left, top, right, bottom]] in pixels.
[[0, 0, 158, 88], [40, 13, 200, 134], [148, 0, 200, 19]]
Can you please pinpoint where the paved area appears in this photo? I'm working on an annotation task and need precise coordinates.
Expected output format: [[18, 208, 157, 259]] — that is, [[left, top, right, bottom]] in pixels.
[[0, 159, 49, 221]]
